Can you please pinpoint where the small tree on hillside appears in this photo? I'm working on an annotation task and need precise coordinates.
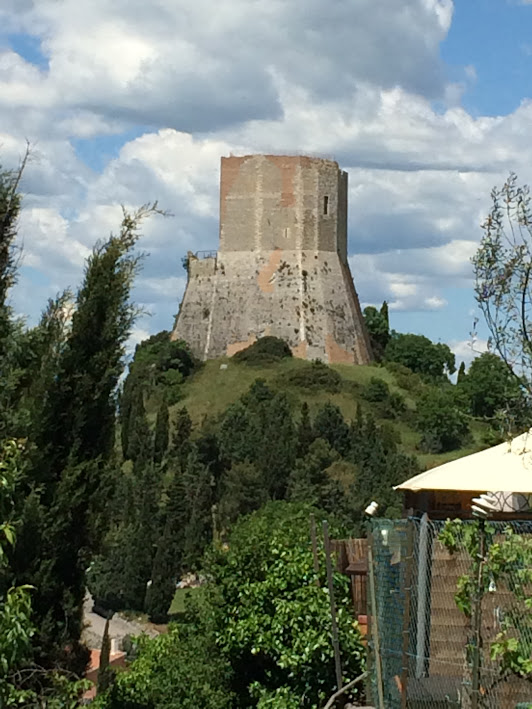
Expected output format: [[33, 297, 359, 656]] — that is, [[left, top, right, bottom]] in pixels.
[[473, 173, 532, 429]]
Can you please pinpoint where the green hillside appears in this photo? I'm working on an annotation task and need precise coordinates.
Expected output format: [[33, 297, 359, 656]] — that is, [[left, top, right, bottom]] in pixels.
[[173, 356, 488, 471]]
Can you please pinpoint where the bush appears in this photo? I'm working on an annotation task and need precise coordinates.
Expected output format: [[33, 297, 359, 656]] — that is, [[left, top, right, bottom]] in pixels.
[[383, 360, 423, 392], [362, 377, 390, 402], [280, 360, 342, 392], [233, 336, 292, 365]]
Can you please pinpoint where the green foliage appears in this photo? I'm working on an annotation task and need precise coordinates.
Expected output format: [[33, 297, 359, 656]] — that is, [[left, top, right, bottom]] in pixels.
[[279, 360, 342, 392], [204, 502, 365, 707], [233, 336, 293, 365], [287, 438, 339, 509], [385, 332, 456, 378], [363, 304, 390, 360], [416, 387, 470, 453], [459, 352, 522, 419], [457, 361, 466, 384], [439, 520, 532, 685], [473, 174, 532, 419], [153, 400, 169, 464], [97, 625, 234, 709], [14, 205, 163, 669], [218, 461, 268, 532], [296, 402, 315, 457], [313, 403, 350, 456], [362, 376, 390, 402], [97, 618, 113, 695]]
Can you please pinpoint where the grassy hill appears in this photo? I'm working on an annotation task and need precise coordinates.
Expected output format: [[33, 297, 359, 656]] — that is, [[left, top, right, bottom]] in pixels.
[[169, 356, 488, 471]]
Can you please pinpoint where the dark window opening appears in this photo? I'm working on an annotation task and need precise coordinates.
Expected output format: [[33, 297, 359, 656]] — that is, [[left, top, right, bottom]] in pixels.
[[323, 195, 329, 215]]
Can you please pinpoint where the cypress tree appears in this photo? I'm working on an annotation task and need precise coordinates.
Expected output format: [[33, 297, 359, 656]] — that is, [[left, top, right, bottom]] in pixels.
[[296, 402, 314, 457], [182, 450, 214, 570], [18, 204, 162, 670], [170, 407, 193, 470], [314, 403, 350, 456], [97, 617, 113, 695], [153, 400, 169, 464], [457, 360, 467, 384], [380, 300, 389, 329], [145, 473, 187, 622]]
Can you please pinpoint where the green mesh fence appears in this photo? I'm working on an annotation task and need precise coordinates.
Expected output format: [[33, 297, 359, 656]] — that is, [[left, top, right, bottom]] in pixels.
[[367, 518, 532, 709]]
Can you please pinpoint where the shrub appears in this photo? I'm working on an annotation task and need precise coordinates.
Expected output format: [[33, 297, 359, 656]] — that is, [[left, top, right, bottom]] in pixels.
[[362, 377, 390, 402], [280, 360, 342, 392], [233, 336, 292, 365]]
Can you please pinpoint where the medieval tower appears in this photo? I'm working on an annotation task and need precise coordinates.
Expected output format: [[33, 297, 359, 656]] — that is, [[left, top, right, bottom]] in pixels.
[[171, 154, 372, 364]]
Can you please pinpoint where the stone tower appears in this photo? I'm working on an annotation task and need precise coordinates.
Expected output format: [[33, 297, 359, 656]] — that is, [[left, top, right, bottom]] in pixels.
[[172, 154, 372, 364]]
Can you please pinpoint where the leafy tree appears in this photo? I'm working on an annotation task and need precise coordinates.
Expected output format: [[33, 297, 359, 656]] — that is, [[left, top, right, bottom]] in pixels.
[[459, 352, 522, 419], [313, 403, 350, 457], [439, 520, 532, 691], [457, 361, 466, 384], [416, 387, 470, 453], [0, 440, 34, 707], [203, 502, 366, 707], [97, 624, 234, 709], [385, 332, 455, 379], [473, 174, 532, 415], [363, 304, 390, 359], [153, 400, 169, 464]]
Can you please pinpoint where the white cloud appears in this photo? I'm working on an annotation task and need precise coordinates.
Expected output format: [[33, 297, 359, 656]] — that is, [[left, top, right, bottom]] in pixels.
[[1, 0, 532, 349]]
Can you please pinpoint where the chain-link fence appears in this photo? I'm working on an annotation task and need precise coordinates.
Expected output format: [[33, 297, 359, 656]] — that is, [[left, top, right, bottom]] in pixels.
[[367, 517, 532, 709]]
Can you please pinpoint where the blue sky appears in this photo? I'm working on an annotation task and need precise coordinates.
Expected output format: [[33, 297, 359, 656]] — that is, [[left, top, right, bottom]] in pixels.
[[1, 0, 532, 363]]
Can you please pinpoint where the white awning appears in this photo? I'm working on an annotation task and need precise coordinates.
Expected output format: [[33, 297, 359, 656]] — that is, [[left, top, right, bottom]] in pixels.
[[395, 430, 532, 494]]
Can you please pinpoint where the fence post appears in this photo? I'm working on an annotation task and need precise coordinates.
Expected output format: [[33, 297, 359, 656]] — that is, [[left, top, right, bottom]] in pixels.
[[322, 520, 343, 694], [415, 512, 430, 678], [367, 525, 385, 709], [400, 519, 415, 709], [310, 514, 321, 587], [470, 519, 486, 709]]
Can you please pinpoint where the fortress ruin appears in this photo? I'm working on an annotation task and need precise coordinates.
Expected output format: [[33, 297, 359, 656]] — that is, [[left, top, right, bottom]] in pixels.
[[171, 154, 372, 364]]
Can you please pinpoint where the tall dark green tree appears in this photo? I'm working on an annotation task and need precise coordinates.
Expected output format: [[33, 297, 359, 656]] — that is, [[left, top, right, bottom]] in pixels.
[[145, 472, 187, 622], [170, 407, 193, 470], [296, 402, 315, 457], [313, 403, 350, 457], [457, 361, 466, 384], [16, 204, 162, 670], [363, 304, 390, 360], [182, 450, 214, 570], [153, 400, 169, 464]]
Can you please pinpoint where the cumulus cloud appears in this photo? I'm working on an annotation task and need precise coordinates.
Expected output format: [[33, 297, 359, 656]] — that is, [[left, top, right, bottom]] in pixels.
[[1, 0, 531, 347]]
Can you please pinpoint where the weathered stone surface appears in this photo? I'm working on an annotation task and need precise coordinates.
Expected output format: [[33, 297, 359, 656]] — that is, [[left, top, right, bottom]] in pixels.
[[172, 155, 372, 365]]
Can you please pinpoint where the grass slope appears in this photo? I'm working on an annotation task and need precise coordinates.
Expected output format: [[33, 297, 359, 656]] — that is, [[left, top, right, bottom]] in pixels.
[[172, 357, 488, 470]]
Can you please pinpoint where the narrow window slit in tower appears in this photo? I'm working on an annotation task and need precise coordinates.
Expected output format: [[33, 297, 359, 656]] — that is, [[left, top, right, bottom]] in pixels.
[[323, 195, 329, 215]]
